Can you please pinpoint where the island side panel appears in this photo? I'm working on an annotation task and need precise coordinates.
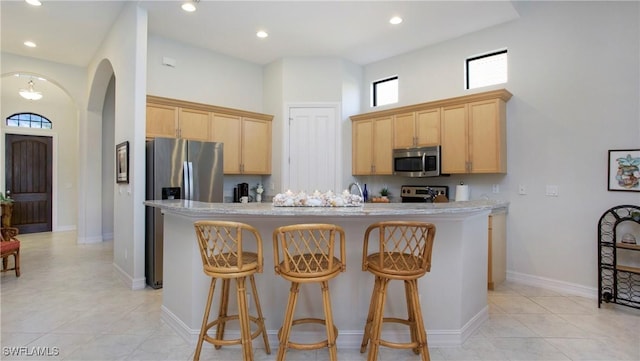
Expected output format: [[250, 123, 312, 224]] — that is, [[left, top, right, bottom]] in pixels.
[[157, 207, 491, 348]]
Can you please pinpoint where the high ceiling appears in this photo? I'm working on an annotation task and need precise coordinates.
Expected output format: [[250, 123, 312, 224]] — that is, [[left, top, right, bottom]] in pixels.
[[1, 0, 519, 105]]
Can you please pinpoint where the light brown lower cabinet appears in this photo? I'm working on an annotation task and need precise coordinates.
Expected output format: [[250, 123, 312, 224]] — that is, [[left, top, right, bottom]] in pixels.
[[488, 212, 507, 290]]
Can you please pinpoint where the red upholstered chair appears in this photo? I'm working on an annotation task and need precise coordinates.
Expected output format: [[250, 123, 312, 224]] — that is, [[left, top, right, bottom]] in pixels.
[[1, 227, 21, 277]]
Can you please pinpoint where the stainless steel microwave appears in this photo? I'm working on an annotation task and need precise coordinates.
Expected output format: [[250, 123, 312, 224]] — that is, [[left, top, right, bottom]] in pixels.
[[393, 146, 441, 177]]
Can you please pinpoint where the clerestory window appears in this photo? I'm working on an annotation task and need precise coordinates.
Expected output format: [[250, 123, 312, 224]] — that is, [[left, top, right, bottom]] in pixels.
[[372, 76, 398, 107], [6, 112, 52, 129], [466, 49, 508, 90]]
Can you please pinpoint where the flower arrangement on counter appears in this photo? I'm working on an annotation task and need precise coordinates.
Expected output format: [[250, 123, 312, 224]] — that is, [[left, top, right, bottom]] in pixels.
[[272, 189, 363, 207]]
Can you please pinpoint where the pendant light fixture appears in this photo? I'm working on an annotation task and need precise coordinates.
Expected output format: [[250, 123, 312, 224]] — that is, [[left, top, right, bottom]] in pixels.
[[181, 0, 199, 12], [19, 80, 43, 101]]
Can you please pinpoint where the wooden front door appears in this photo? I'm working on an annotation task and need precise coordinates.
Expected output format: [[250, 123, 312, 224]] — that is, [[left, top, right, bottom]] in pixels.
[[5, 134, 53, 234]]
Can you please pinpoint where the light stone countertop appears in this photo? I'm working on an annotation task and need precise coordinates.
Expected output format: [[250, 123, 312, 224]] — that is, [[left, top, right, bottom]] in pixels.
[[144, 199, 508, 217]]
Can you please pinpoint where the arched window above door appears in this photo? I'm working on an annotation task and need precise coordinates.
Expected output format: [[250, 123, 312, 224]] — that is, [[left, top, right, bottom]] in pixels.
[[6, 112, 52, 129]]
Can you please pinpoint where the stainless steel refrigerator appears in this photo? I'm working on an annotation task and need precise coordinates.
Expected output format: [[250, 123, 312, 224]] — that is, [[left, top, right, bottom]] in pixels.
[[145, 137, 224, 289]]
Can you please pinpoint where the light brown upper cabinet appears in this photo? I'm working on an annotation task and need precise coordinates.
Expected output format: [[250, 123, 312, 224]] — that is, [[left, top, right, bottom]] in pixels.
[[211, 114, 272, 175], [441, 98, 508, 174], [393, 108, 440, 149], [440, 104, 468, 173], [146, 103, 210, 141], [351, 89, 511, 176], [352, 116, 393, 175], [146, 95, 273, 174], [146, 103, 178, 138], [178, 108, 210, 141]]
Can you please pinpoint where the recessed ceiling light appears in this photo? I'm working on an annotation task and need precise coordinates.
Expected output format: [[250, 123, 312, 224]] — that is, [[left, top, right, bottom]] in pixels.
[[389, 16, 403, 25], [24, 41, 37, 48], [25, 0, 42, 6], [181, 2, 196, 12], [256, 30, 268, 39]]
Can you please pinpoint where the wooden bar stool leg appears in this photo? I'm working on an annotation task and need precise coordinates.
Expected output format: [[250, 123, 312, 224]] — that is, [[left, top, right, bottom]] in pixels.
[[277, 282, 300, 361], [194, 278, 217, 361], [360, 276, 382, 353], [215, 279, 231, 349], [368, 277, 390, 361], [236, 277, 254, 361], [320, 280, 338, 361], [404, 280, 420, 354], [408, 280, 430, 361], [249, 274, 271, 354]]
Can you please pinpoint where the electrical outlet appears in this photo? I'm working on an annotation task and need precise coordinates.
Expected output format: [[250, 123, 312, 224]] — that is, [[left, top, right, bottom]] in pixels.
[[546, 185, 559, 197], [518, 184, 527, 195], [492, 184, 500, 193]]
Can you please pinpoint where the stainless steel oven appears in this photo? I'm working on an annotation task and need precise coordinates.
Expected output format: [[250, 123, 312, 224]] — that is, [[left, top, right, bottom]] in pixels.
[[393, 146, 440, 177], [400, 185, 449, 203]]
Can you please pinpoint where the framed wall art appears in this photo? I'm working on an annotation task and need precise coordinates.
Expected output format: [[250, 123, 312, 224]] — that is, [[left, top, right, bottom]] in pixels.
[[608, 149, 640, 192], [116, 141, 129, 184]]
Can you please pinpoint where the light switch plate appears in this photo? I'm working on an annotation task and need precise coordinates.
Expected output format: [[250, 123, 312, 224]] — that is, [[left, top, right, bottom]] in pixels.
[[546, 185, 559, 197]]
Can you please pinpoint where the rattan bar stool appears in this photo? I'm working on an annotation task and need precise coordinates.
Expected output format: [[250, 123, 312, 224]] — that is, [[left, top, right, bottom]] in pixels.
[[360, 221, 436, 361], [193, 220, 271, 361], [272, 223, 346, 361]]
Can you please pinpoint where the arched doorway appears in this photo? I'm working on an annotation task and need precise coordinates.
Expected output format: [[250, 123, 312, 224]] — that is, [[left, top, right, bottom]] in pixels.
[[1, 72, 78, 234], [80, 59, 116, 244]]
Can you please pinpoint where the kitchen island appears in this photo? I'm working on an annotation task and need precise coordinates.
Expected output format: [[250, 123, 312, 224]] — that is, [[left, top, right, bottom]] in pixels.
[[144, 199, 508, 348]]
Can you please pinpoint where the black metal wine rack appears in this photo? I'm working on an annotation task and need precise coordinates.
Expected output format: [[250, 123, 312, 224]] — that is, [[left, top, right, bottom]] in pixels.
[[598, 204, 640, 309]]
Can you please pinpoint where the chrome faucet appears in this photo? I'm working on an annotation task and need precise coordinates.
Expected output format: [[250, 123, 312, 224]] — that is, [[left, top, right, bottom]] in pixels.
[[347, 182, 363, 197]]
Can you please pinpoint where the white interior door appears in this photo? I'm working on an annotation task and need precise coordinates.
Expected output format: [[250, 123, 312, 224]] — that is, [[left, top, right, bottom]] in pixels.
[[288, 106, 339, 192]]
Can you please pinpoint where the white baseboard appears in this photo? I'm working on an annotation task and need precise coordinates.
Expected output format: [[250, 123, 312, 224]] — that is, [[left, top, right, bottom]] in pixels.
[[77, 235, 103, 244], [506, 270, 597, 299], [160, 305, 487, 348], [53, 225, 76, 232], [113, 262, 147, 290]]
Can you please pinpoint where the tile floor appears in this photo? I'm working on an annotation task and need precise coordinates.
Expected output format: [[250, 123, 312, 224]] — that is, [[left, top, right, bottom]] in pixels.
[[1, 231, 640, 360]]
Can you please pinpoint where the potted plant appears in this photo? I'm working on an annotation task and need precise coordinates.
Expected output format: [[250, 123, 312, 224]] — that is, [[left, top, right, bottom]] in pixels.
[[0, 192, 14, 227], [377, 187, 390, 203]]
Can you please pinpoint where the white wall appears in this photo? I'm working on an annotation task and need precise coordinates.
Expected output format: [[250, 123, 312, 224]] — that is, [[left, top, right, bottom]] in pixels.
[[263, 59, 285, 196], [340, 60, 363, 190], [85, 3, 148, 289], [147, 35, 263, 112], [360, 1, 640, 293], [101, 76, 116, 240]]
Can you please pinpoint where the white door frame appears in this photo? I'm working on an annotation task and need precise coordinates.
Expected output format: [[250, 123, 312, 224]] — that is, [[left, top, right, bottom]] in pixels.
[[283, 102, 342, 192]]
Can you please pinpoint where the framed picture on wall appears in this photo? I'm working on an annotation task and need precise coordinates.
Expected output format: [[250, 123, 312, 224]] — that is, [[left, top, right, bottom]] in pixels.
[[608, 149, 640, 192], [116, 141, 129, 184]]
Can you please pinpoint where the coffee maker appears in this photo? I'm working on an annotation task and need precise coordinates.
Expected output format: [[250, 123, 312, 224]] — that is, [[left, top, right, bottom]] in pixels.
[[234, 182, 249, 202]]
